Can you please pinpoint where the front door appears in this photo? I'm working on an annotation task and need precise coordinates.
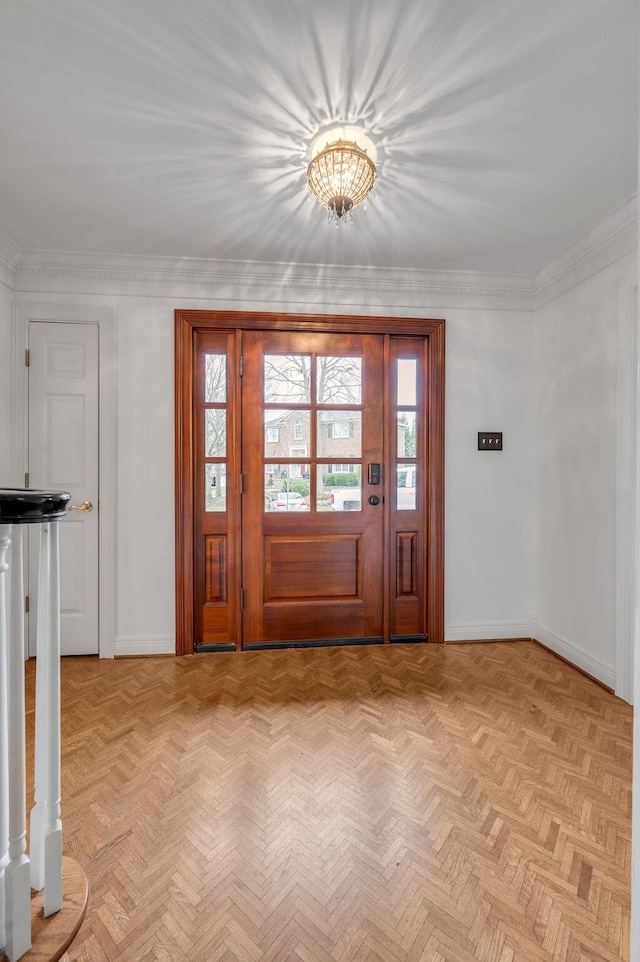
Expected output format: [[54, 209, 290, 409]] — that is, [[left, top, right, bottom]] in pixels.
[[242, 330, 385, 645], [176, 310, 445, 653]]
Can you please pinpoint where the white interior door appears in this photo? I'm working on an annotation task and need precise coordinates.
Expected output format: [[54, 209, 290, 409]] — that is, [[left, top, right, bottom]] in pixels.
[[28, 322, 99, 656]]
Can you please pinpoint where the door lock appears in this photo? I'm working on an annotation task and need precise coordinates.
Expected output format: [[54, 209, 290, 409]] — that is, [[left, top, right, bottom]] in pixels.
[[368, 495, 380, 506], [367, 463, 381, 485]]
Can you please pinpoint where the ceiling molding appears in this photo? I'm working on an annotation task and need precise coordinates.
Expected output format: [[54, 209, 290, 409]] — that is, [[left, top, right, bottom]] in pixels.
[[12, 250, 534, 311], [4, 195, 636, 311], [533, 195, 637, 308], [0, 229, 19, 290]]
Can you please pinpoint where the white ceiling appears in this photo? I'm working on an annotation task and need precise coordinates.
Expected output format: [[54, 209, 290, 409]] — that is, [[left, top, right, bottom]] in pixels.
[[0, 0, 637, 274]]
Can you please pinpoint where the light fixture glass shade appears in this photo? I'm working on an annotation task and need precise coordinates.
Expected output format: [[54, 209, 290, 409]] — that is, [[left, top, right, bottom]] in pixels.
[[307, 140, 376, 223]]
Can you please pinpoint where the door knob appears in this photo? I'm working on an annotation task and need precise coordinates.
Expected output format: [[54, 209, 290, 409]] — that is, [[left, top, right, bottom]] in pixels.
[[368, 495, 380, 506], [67, 500, 93, 513]]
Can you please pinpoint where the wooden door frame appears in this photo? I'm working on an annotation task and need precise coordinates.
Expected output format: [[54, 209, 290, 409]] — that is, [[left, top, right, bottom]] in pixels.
[[175, 310, 445, 655]]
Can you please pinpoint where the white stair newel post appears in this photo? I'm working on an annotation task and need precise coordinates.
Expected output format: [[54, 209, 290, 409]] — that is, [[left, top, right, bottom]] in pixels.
[[30, 522, 50, 894], [0, 525, 12, 953], [5, 523, 31, 959], [43, 520, 62, 916]]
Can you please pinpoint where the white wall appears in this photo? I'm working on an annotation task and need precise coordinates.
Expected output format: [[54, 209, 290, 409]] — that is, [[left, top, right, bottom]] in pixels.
[[534, 251, 637, 689], [445, 308, 534, 639], [4, 288, 535, 654], [0, 280, 13, 485]]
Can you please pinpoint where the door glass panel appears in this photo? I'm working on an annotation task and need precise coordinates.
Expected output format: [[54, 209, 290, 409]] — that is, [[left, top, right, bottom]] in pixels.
[[317, 411, 362, 458], [264, 463, 310, 512], [264, 355, 311, 403], [205, 463, 227, 512], [205, 409, 226, 457], [264, 410, 310, 458], [397, 412, 417, 458], [397, 359, 417, 406], [205, 354, 226, 403], [317, 464, 362, 511], [317, 356, 362, 404], [397, 463, 417, 511]]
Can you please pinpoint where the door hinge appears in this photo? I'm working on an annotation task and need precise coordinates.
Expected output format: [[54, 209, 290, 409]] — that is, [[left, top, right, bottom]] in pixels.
[[24, 472, 29, 488], [239, 355, 243, 376], [240, 474, 245, 494], [240, 587, 245, 610], [25, 348, 30, 367], [25, 595, 30, 614]]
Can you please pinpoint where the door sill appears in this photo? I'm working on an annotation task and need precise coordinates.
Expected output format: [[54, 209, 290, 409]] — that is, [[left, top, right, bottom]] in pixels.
[[389, 634, 429, 644], [243, 636, 384, 651], [194, 642, 237, 653]]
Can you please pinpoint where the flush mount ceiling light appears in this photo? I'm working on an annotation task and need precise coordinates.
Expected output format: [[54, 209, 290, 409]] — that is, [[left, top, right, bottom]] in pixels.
[[307, 126, 377, 226]]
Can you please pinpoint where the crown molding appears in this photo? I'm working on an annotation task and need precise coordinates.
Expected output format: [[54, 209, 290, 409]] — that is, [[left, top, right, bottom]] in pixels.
[[11, 249, 534, 311], [533, 195, 637, 308], [4, 195, 637, 310], [0, 229, 19, 290]]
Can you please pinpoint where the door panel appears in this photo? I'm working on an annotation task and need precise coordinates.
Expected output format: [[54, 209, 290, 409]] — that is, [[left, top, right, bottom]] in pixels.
[[264, 535, 360, 599], [193, 331, 240, 646], [28, 321, 99, 656], [387, 338, 427, 640], [241, 330, 384, 645]]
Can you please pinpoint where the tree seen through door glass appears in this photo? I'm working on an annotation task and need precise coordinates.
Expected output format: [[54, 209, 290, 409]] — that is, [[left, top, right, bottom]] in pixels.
[[264, 355, 311, 403], [397, 412, 416, 457], [204, 353, 226, 403], [317, 356, 362, 404], [205, 463, 227, 512], [264, 464, 310, 512], [205, 409, 226, 457]]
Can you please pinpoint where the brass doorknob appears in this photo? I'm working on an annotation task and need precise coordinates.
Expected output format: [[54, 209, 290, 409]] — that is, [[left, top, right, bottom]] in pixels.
[[67, 500, 93, 513]]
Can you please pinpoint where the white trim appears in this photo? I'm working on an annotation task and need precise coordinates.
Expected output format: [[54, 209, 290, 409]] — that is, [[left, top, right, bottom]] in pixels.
[[615, 281, 638, 703], [2, 196, 637, 312], [633, 205, 640, 958], [9, 249, 533, 311], [0, 229, 18, 290], [444, 622, 531, 642], [114, 636, 175, 657], [9, 310, 28, 489], [531, 621, 615, 689], [533, 196, 637, 308], [11, 305, 117, 659]]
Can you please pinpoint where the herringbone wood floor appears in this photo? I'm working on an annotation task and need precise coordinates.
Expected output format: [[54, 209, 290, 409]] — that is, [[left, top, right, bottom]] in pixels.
[[26, 642, 631, 962]]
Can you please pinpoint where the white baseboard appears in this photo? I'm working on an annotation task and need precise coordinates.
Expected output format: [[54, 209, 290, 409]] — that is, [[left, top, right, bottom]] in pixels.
[[532, 622, 615, 689], [445, 622, 531, 642], [114, 635, 175, 656]]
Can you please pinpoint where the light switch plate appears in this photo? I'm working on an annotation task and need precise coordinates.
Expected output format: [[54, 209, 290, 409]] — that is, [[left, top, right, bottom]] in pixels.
[[478, 432, 503, 450]]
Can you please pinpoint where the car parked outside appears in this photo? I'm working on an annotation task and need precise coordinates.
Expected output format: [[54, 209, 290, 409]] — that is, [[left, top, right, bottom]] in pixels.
[[266, 491, 309, 512], [329, 488, 362, 511]]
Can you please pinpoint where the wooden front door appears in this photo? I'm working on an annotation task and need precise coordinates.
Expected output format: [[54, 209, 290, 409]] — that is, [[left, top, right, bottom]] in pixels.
[[175, 310, 445, 654], [241, 330, 385, 645]]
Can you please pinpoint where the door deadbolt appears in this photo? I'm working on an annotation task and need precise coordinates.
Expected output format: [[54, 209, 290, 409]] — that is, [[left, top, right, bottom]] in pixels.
[[368, 495, 380, 506]]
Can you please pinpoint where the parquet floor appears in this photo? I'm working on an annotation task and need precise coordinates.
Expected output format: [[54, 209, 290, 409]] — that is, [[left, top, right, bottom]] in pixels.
[[26, 641, 631, 962]]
